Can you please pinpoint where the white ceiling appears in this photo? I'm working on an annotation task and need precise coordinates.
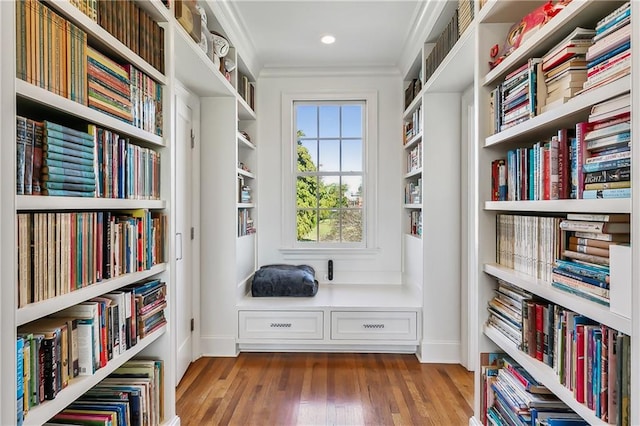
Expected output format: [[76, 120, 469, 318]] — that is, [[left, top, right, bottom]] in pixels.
[[225, 1, 426, 74]]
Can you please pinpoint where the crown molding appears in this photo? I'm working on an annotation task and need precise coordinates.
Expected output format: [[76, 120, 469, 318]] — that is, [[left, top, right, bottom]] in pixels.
[[258, 65, 402, 79]]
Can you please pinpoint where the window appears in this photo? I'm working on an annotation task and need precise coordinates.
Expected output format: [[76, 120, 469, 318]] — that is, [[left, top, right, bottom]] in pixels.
[[294, 101, 365, 246]]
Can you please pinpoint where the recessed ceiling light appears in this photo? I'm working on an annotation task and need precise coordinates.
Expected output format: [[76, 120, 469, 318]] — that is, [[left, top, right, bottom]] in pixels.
[[321, 35, 336, 44]]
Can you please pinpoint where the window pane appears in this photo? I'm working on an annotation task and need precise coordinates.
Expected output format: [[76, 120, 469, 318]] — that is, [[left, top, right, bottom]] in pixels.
[[296, 105, 318, 138], [341, 105, 362, 137], [341, 139, 362, 172], [341, 209, 363, 242], [319, 139, 340, 171], [319, 176, 345, 209], [297, 209, 318, 242], [319, 210, 340, 242], [343, 175, 363, 207], [297, 176, 318, 208], [297, 139, 318, 171], [319, 105, 340, 137]]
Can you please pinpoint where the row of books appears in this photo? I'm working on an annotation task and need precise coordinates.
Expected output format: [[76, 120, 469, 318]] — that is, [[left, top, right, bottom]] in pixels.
[[496, 214, 561, 282], [90, 125, 162, 200], [404, 78, 422, 110], [238, 208, 255, 237], [403, 104, 421, 144], [88, 46, 134, 126], [406, 141, 422, 174], [483, 355, 585, 426], [490, 96, 630, 202], [488, 2, 632, 134], [17, 0, 88, 105], [582, 2, 631, 94], [239, 73, 256, 111], [16, 1, 164, 137], [16, 117, 162, 199], [16, 279, 166, 424], [409, 210, 422, 237], [554, 213, 630, 306], [491, 58, 539, 133], [424, 10, 459, 85], [16, 211, 167, 307], [46, 358, 164, 426], [457, 0, 474, 37], [486, 280, 631, 424], [404, 178, 422, 205], [68, 0, 166, 75], [96, 0, 166, 74]]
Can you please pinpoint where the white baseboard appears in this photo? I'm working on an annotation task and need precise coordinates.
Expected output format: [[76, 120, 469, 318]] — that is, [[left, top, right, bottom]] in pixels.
[[200, 335, 239, 357], [469, 416, 482, 426], [238, 343, 418, 354], [416, 340, 460, 363], [164, 415, 181, 426]]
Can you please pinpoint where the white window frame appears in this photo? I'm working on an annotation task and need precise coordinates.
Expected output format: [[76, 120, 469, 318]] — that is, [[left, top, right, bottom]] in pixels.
[[281, 90, 379, 255]]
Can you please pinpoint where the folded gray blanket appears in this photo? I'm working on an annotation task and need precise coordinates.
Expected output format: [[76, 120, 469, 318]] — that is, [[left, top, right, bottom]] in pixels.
[[251, 264, 319, 297]]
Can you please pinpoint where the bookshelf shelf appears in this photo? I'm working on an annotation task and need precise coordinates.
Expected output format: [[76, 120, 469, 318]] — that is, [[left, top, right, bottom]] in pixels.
[[482, 1, 621, 87], [484, 263, 631, 334], [484, 199, 631, 214], [237, 132, 257, 150], [403, 132, 422, 149], [17, 264, 167, 326], [16, 196, 166, 211], [404, 169, 422, 179], [423, 21, 475, 93], [238, 96, 256, 120], [484, 76, 631, 147], [483, 325, 609, 426], [238, 203, 255, 209], [237, 169, 255, 179], [477, 0, 548, 25], [403, 86, 425, 118], [16, 79, 165, 146], [22, 326, 167, 426], [43, 0, 167, 85], [173, 22, 235, 97], [403, 204, 422, 209]]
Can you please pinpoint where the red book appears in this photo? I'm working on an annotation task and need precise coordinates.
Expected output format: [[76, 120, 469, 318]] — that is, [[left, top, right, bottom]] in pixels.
[[575, 324, 586, 403], [575, 121, 591, 198], [557, 128, 573, 199], [535, 303, 544, 361]]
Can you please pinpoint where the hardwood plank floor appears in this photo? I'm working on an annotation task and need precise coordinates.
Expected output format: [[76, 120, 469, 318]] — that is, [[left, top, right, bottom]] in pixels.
[[176, 353, 474, 425]]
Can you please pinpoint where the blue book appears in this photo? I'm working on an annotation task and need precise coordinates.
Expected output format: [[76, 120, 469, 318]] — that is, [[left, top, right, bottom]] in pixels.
[[555, 259, 609, 282], [587, 41, 630, 68], [595, 7, 630, 35], [582, 187, 631, 199], [552, 267, 608, 289], [582, 157, 631, 173], [546, 419, 589, 425], [16, 337, 24, 426], [551, 281, 610, 306]]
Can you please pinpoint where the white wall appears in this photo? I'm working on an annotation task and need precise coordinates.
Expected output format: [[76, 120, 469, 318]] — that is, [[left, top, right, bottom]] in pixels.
[[256, 73, 403, 284]]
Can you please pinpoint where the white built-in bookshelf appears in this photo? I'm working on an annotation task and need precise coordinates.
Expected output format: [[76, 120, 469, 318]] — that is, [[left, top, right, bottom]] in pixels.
[[470, 0, 638, 424], [1, 0, 178, 424]]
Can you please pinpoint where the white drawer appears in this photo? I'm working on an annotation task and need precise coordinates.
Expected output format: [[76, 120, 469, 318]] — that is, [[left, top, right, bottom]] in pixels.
[[238, 310, 324, 340], [331, 311, 417, 341]]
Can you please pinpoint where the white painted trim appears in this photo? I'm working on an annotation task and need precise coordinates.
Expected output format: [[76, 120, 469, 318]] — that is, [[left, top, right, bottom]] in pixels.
[[200, 335, 239, 357], [469, 416, 483, 426], [416, 340, 461, 364], [164, 415, 182, 426]]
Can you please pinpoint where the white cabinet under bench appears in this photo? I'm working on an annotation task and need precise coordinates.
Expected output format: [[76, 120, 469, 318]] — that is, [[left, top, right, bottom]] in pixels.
[[236, 284, 421, 352]]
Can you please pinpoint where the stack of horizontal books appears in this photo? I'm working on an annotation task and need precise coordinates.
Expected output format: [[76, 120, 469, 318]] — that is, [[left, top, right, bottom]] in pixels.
[[582, 2, 631, 93], [555, 213, 630, 305]]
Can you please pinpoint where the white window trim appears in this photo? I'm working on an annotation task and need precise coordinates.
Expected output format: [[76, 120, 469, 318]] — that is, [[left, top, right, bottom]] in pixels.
[[280, 90, 379, 254]]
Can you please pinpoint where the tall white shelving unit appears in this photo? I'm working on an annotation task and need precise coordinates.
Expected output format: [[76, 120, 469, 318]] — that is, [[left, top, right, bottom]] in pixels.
[[0, 0, 179, 424], [400, 0, 474, 363], [470, 0, 638, 424]]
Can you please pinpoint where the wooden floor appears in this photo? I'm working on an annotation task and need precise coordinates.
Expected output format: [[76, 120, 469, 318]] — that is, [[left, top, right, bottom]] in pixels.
[[176, 353, 474, 425]]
